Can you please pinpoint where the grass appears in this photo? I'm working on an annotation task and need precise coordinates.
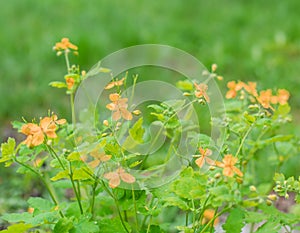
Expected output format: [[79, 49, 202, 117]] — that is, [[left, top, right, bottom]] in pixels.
[[1, 1, 300, 131]]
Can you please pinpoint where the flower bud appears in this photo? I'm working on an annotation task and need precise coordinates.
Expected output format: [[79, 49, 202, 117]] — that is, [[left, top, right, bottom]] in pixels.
[[266, 199, 273, 206], [236, 177, 243, 184], [249, 185, 257, 192], [132, 110, 141, 116], [183, 92, 191, 96], [285, 193, 289, 199], [214, 173, 221, 179], [217, 75, 223, 81], [209, 166, 215, 171], [267, 194, 277, 201], [211, 64, 217, 72], [103, 120, 109, 127]]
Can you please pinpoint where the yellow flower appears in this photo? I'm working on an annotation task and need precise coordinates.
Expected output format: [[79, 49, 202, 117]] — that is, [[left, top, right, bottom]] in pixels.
[[216, 154, 243, 177], [53, 38, 78, 51], [106, 93, 132, 121], [195, 147, 214, 168], [225, 81, 244, 99], [65, 76, 75, 90], [21, 115, 66, 147], [244, 82, 258, 97], [201, 209, 219, 226], [256, 89, 274, 109], [194, 83, 210, 102], [21, 123, 44, 147], [105, 77, 125, 90], [104, 167, 135, 188], [88, 149, 111, 168]]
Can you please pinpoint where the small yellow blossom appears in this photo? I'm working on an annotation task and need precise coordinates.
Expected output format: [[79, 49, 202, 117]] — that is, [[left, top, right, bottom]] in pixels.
[[194, 83, 210, 102], [194, 147, 214, 168], [106, 93, 132, 121], [216, 154, 243, 177], [104, 167, 135, 188], [21, 115, 66, 147], [53, 38, 78, 51]]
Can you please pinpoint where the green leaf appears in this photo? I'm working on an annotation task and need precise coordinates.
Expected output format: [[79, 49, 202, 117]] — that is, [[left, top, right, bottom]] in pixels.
[[176, 80, 193, 91], [258, 135, 293, 146], [0, 223, 32, 233], [11, 121, 24, 131], [49, 81, 67, 88], [123, 117, 145, 148], [1, 212, 32, 223], [245, 211, 267, 223], [0, 137, 16, 166], [243, 111, 256, 123], [54, 218, 73, 233], [98, 218, 130, 233], [51, 170, 69, 181], [73, 168, 91, 180], [255, 220, 280, 233], [273, 173, 285, 183], [148, 104, 165, 113], [67, 152, 81, 161], [27, 197, 54, 212], [163, 196, 189, 210], [222, 208, 245, 233]]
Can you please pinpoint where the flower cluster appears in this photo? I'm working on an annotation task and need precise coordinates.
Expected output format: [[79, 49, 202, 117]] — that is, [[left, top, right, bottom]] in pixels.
[[21, 115, 66, 147], [226, 80, 290, 109], [53, 38, 78, 53]]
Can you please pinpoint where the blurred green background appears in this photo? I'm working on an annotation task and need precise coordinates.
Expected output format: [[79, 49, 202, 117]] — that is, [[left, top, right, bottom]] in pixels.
[[0, 0, 300, 225]]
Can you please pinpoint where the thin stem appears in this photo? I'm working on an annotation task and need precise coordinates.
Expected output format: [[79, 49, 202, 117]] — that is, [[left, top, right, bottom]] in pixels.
[[191, 199, 196, 229], [199, 207, 229, 233], [209, 207, 218, 233], [68, 162, 83, 214], [146, 215, 153, 233], [90, 180, 98, 217], [64, 50, 70, 72], [185, 211, 189, 226], [235, 123, 254, 158], [132, 187, 139, 231], [14, 158, 64, 218], [70, 93, 76, 126], [101, 181, 130, 233]]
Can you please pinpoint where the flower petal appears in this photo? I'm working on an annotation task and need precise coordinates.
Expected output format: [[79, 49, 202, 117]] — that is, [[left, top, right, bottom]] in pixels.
[[120, 172, 135, 184]]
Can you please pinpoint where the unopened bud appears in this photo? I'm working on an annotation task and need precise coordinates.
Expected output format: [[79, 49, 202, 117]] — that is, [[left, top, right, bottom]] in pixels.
[[103, 120, 109, 127], [249, 186, 257, 192], [267, 194, 277, 201], [183, 92, 191, 96], [81, 70, 86, 77], [209, 166, 215, 171], [101, 133, 108, 137], [211, 64, 217, 72], [236, 177, 243, 184], [285, 193, 289, 199], [56, 51, 62, 56], [266, 199, 273, 206], [217, 75, 223, 81], [214, 173, 221, 179], [73, 51, 79, 56], [132, 110, 141, 115]]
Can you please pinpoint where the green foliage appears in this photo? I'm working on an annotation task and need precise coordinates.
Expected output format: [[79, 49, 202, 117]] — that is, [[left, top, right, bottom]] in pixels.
[[1, 39, 300, 233]]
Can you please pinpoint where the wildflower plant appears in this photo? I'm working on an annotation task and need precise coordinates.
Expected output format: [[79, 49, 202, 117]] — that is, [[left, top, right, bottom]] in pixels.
[[0, 39, 300, 233]]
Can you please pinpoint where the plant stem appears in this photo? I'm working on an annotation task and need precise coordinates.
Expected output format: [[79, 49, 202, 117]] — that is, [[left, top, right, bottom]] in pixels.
[[64, 50, 70, 72], [235, 123, 254, 157], [199, 207, 229, 233], [14, 158, 64, 218], [68, 162, 83, 214], [132, 187, 139, 231], [101, 181, 130, 233], [70, 93, 76, 126]]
